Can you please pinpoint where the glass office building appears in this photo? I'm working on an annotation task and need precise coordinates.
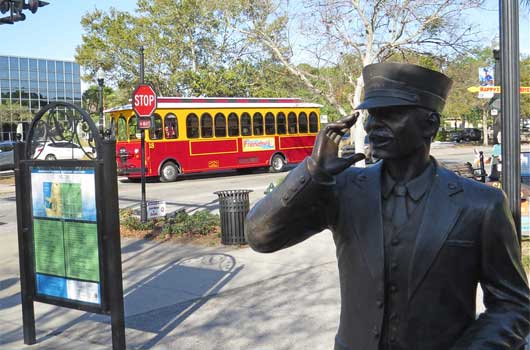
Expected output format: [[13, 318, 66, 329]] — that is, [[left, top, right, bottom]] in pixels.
[[0, 55, 82, 140]]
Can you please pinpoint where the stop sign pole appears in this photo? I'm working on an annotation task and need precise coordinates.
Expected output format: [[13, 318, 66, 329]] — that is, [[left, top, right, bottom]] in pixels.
[[132, 47, 157, 223]]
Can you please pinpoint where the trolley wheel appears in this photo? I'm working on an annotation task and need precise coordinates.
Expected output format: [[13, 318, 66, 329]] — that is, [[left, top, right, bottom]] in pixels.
[[269, 154, 286, 173], [45, 154, 57, 160], [160, 161, 180, 182]]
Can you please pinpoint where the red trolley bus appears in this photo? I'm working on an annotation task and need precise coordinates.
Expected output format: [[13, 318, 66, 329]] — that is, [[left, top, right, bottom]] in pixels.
[[106, 97, 321, 182]]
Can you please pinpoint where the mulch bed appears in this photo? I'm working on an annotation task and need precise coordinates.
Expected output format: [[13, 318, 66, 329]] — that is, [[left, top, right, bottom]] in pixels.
[[120, 224, 224, 247]]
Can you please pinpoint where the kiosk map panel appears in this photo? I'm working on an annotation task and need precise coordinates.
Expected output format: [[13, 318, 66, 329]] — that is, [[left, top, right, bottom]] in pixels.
[[30, 167, 101, 305]]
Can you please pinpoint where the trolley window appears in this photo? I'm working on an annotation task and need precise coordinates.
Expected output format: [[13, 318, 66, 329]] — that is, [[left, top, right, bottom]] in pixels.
[[228, 113, 239, 137], [117, 115, 127, 141], [201, 113, 213, 138], [309, 112, 319, 133], [149, 114, 163, 140], [241, 112, 251, 136], [253, 112, 263, 135], [129, 116, 138, 140], [265, 112, 275, 135], [298, 112, 308, 133], [288, 112, 297, 134], [186, 113, 199, 139], [164, 113, 178, 139], [215, 113, 227, 137], [277, 112, 286, 135]]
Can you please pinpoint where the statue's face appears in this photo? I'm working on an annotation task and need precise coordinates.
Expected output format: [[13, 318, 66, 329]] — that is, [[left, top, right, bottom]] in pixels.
[[365, 106, 430, 160]]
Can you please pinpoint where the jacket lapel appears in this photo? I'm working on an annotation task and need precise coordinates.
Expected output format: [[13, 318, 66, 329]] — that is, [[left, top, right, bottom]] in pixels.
[[408, 162, 463, 301], [349, 161, 384, 282]]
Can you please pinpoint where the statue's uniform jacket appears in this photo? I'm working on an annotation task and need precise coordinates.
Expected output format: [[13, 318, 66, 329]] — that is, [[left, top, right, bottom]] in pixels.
[[244, 158, 530, 350]]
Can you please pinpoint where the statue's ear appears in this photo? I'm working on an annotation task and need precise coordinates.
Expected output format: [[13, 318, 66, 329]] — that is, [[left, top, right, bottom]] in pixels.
[[424, 112, 440, 140]]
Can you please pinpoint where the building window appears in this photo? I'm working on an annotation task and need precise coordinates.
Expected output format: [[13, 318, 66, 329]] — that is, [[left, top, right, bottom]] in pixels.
[[9, 57, 18, 70], [164, 113, 178, 139], [288, 112, 297, 134], [186, 113, 199, 138], [0, 57, 8, 70], [253, 112, 263, 135], [277, 112, 286, 135], [201, 113, 213, 138], [228, 113, 239, 137], [309, 112, 319, 133], [215, 113, 227, 137], [149, 114, 163, 140], [241, 112, 251, 136]]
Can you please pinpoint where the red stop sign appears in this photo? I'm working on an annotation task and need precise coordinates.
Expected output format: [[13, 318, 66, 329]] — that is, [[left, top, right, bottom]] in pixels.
[[132, 84, 157, 117]]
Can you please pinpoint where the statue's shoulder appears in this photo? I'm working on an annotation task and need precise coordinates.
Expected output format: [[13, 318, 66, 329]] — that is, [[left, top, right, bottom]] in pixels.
[[337, 161, 382, 187]]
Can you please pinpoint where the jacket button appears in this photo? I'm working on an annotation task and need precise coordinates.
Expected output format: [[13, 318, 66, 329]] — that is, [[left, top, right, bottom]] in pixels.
[[390, 285, 397, 293], [391, 237, 400, 246], [391, 262, 398, 271], [299, 176, 306, 184], [376, 300, 383, 308], [282, 195, 289, 201], [390, 336, 397, 343], [448, 183, 457, 190]]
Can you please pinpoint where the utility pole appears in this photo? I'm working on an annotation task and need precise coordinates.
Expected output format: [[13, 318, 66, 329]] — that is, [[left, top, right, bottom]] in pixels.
[[499, 0, 521, 242], [139, 47, 148, 223]]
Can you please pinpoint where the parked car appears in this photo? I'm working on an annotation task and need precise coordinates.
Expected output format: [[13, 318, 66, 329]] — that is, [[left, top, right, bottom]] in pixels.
[[33, 141, 88, 160], [0, 141, 15, 170], [462, 128, 482, 142], [449, 128, 482, 143]]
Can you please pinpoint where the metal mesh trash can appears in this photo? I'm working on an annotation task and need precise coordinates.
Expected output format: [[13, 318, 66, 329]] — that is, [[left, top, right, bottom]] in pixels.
[[214, 190, 253, 245]]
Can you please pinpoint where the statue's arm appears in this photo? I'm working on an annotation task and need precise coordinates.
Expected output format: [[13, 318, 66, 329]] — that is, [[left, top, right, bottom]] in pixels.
[[244, 157, 337, 253], [451, 191, 530, 349]]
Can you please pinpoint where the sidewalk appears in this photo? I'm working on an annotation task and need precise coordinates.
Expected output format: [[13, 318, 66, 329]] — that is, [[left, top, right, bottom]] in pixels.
[[2, 222, 520, 350], [1, 228, 341, 350]]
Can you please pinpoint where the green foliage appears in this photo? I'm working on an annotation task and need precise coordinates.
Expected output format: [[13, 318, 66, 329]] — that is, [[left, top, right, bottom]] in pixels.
[[434, 129, 449, 142], [120, 208, 219, 237], [82, 85, 114, 114], [0, 102, 33, 122], [163, 210, 219, 236]]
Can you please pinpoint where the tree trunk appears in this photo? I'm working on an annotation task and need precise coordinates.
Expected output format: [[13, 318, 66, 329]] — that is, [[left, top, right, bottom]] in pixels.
[[351, 74, 367, 167]]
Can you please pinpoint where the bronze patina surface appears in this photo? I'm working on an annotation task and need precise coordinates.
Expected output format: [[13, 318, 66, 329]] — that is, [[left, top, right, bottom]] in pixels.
[[245, 63, 530, 350]]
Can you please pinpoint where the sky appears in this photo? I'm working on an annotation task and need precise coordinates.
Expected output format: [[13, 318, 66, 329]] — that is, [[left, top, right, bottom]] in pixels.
[[0, 0, 529, 91]]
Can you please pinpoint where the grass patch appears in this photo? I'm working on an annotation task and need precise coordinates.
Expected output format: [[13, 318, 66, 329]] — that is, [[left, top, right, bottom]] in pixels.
[[119, 208, 221, 246]]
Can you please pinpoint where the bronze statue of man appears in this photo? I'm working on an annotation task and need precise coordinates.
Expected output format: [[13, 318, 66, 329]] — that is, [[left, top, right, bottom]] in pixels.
[[245, 62, 530, 350]]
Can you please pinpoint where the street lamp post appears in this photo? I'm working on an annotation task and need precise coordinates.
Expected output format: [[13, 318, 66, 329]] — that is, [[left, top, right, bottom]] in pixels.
[[96, 67, 105, 136], [499, 0, 521, 242]]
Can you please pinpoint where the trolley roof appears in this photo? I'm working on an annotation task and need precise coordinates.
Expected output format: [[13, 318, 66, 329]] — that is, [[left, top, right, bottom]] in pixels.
[[105, 97, 322, 113]]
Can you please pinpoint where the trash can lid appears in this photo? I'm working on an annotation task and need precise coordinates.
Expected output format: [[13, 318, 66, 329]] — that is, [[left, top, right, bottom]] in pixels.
[[214, 189, 253, 197]]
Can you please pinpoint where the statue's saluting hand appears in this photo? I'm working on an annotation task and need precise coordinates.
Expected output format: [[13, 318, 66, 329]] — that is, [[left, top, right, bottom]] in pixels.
[[311, 112, 366, 176]]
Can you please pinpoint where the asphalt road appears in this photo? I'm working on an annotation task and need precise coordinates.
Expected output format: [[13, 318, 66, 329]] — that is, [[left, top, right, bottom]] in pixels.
[[0, 143, 492, 226], [116, 143, 491, 212]]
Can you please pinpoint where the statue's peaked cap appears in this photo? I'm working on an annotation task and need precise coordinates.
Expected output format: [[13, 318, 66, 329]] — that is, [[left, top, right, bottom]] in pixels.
[[355, 62, 453, 113]]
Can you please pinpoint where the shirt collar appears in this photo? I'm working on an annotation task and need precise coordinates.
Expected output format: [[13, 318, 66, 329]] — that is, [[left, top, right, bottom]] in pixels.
[[381, 161, 435, 201]]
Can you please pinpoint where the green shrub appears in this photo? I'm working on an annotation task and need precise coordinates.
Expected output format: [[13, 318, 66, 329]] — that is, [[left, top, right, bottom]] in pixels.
[[435, 129, 449, 142], [120, 208, 219, 237]]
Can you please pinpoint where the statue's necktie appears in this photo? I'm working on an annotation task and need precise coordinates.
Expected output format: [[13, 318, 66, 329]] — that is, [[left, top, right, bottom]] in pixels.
[[392, 184, 408, 227]]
